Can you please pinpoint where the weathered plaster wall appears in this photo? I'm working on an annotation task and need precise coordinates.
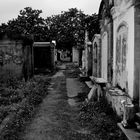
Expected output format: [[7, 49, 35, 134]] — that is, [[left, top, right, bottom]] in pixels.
[[50, 43, 56, 69], [84, 44, 92, 76], [97, 0, 138, 119], [84, 31, 92, 76], [87, 44, 92, 76], [112, 5, 134, 98], [23, 45, 34, 80], [101, 32, 108, 81], [85, 44, 88, 75], [72, 47, 79, 64], [107, 22, 113, 82], [106, 89, 132, 117], [54, 49, 57, 62], [82, 50, 86, 70], [99, 4, 113, 82], [134, 5, 140, 100], [0, 36, 34, 82], [0, 40, 24, 80], [92, 35, 101, 77]]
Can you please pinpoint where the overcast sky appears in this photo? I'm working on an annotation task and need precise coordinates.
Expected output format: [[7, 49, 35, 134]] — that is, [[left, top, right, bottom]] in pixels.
[[0, 0, 101, 24]]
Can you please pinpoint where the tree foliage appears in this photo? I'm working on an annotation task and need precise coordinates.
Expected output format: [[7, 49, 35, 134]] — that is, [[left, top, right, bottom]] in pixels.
[[85, 14, 100, 41], [46, 8, 86, 49], [0, 7, 100, 49], [0, 7, 49, 41], [46, 8, 99, 50]]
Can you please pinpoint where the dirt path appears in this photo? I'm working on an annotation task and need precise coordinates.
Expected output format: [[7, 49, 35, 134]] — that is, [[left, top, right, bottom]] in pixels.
[[20, 64, 93, 140]]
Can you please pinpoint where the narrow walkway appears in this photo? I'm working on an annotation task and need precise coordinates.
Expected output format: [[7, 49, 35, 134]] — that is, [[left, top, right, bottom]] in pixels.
[[21, 64, 92, 140], [67, 78, 84, 98]]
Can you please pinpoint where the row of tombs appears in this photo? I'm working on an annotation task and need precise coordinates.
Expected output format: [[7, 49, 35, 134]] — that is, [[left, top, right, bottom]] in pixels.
[[79, 0, 140, 137]]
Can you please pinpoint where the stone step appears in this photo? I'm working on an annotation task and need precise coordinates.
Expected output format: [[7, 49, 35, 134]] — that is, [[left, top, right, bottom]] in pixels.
[[117, 123, 140, 140], [135, 122, 140, 132]]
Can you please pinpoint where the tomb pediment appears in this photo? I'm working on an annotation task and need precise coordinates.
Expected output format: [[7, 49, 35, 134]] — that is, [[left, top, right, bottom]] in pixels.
[[114, 0, 133, 7], [111, 0, 134, 19]]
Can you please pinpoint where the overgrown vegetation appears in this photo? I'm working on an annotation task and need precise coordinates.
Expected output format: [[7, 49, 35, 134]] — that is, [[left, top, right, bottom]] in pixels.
[[64, 63, 127, 140], [79, 98, 127, 140], [0, 75, 51, 139]]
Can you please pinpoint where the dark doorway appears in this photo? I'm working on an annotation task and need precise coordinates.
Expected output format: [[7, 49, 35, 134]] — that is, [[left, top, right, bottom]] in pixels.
[[34, 47, 51, 73]]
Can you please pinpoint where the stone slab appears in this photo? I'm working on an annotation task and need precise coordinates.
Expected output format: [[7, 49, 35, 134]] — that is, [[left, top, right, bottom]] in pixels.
[[66, 78, 84, 98], [88, 85, 97, 100], [85, 81, 94, 89], [90, 76, 107, 84]]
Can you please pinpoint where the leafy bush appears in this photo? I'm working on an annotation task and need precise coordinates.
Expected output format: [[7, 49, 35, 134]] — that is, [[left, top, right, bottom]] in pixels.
[[79, 99, 126, 140]]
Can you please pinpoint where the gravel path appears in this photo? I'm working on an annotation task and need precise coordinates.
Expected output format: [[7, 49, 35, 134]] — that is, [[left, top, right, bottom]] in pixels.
[[20, 64, 92, 140], [17, 63, 126, 140]]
